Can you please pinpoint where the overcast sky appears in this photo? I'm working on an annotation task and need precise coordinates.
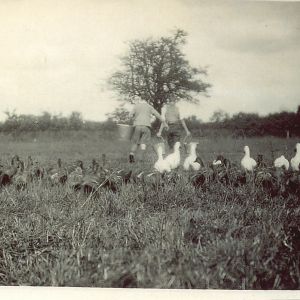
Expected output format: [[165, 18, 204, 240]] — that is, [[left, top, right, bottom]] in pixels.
[[0, 0, 299, 122]]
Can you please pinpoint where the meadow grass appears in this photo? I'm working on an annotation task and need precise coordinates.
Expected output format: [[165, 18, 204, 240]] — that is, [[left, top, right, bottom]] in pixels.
[[0, 131, 299, 288]]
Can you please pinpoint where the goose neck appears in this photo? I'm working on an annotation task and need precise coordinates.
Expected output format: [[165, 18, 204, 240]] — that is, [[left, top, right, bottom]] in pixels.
[[190, 146, 197, 156], [244, 149, 250, 157], [157, 147, 163, 159]]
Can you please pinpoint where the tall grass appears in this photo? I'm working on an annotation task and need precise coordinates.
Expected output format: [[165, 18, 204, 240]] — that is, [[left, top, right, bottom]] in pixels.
[[0, 133, 299, 288]]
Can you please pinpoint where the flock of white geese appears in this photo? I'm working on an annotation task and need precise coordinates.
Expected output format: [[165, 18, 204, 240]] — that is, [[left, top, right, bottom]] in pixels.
[[154, 141, 300, 173], [0, 142, 299, 194]]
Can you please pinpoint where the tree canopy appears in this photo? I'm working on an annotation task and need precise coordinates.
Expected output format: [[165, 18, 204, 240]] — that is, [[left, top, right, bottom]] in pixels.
[[105, 104, 131, 124], [109, 29, 211, 112], [209, 109, 230, 123]]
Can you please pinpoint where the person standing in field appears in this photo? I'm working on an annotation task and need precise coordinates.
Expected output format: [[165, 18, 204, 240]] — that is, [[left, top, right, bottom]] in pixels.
[[129, 98, 166, 163], [157, 102, 191, 149]]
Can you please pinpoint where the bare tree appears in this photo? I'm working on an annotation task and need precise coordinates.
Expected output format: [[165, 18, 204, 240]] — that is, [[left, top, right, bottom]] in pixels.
[[109, 29, 211, 113]]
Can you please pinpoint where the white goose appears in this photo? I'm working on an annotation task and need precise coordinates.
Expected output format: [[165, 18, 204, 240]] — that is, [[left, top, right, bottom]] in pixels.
[[165, 142, 181, 170], [274, 155, 289, 170], [154, 144, 171, 173], [291, 143, 300, 171], [241, 145, 257, 171], [183, 142, 204, 171]]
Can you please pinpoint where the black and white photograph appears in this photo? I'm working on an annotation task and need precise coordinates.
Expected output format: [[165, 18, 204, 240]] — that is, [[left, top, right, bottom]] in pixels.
[[0, 0, 300, 298]]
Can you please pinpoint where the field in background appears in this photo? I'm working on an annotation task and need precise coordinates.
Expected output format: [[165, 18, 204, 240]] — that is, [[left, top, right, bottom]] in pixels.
[[0, 130, 297, 165], [0, 131, 299, 288]]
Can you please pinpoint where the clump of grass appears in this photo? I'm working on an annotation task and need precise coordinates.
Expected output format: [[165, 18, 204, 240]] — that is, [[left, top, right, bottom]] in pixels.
[[0, 135, 299, 288]]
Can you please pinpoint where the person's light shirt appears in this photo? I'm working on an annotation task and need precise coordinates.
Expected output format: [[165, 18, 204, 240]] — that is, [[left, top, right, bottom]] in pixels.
[[131, 102, 161, 127], [162, 104, 181, 124]]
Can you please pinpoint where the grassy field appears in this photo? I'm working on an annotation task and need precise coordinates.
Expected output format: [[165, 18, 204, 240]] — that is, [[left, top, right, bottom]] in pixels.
[[0, 131, 299, 289]]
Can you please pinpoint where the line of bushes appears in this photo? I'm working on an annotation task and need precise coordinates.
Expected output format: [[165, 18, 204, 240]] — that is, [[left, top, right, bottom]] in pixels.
[[1, 107, 300, 138], [185, 109, 300, 138], [0, 111, 117, 135]]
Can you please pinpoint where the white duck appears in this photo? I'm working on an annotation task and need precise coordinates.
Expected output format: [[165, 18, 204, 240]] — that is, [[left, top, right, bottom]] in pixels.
[[183, 142, 204, 171], [212, 159, 222, 166], [291, 143, 300, 171], [274, 155, 289, 170], [164, 142, 181, 170], [154, 144, 171, 173], [241, 145, 257, 171]]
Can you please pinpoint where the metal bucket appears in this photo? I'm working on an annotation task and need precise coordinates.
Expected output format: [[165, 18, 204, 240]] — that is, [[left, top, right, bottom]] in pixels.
[[117, 124, 134, 141]]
